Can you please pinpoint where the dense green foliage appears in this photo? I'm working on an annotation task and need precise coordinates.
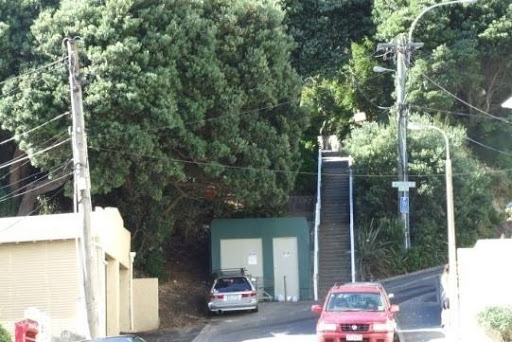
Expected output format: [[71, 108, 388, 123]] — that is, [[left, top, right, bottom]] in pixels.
[[0, 0, 306, 276], [0, 324, 10, 342], [478, 306, 512, 341], [372, 0, 512, 171], [305, 0, 511, 275], [0, 0, 510, 278], [281, 0, 374, 76], [346, 115, 500, 272]]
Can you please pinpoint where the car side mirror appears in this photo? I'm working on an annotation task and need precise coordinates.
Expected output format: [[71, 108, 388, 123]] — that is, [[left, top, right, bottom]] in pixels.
[[390, 304, 399, 313], [311, 305, 323, 315], [388, 293, 395, 299]]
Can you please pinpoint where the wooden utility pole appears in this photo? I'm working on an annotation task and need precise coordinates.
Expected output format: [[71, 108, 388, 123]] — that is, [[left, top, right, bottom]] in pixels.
[[67, 38, 100, 338], [377, 37, 422, 250]]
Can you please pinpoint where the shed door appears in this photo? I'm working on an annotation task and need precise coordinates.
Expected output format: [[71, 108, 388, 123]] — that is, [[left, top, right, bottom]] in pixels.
[[273, 237, 299, 300], [220, 239, 263, 278]]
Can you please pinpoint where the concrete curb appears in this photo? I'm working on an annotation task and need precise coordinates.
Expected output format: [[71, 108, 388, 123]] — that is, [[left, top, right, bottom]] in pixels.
[[380, 265, 444, 285]]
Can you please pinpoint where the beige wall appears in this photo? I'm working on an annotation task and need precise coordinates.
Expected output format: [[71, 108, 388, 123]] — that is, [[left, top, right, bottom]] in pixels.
[[106, 257, 120, 336], [458, 239, 512, 341], [119, 268, 130, 333], [94, 208, 131, 268], [0, 240, 84, 339], [0, 208, 157, 340], [132, 278, 159, 332]]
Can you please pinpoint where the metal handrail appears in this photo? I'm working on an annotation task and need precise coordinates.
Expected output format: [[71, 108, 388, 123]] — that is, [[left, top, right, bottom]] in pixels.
[[349, 157, 356, 282], [313, 146, 322, 301]]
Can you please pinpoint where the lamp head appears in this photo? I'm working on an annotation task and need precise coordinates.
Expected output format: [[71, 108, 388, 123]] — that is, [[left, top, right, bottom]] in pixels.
[[408, 122, 425, 130], [502, 96, 512, 109], [373, 66, 394, 73]]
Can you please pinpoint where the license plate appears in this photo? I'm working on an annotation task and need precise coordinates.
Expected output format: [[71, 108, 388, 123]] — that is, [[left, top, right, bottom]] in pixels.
[[346, 334, 363, 341], [226, 295, 241, 301]]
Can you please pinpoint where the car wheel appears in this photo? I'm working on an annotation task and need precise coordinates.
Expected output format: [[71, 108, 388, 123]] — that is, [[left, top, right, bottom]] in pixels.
[[393, 331, 400, 342], [253, 306, 259, 313]]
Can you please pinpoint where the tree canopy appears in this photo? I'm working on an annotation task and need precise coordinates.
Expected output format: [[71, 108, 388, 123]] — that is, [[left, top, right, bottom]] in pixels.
[[345, 115, 501, 271], [0, 0, 307, 274]]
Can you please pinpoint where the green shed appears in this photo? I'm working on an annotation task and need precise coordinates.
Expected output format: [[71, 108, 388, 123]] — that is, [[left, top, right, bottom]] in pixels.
[[210, 217, 311, 300]]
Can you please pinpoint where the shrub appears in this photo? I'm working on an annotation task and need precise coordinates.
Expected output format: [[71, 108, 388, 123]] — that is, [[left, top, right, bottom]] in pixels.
[[477, 306, 512, 341], [0, 324, 11, 342]]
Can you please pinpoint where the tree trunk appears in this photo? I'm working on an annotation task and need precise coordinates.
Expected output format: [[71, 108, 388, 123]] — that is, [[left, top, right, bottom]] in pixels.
[[8, 148, 31, 192], [17, 175, 70, 216]]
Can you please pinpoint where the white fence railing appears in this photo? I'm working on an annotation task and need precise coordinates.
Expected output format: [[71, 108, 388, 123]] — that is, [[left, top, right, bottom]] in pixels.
[[313, 147, 322, 301]]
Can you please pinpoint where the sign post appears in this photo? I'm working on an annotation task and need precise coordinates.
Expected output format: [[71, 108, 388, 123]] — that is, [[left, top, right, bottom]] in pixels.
[[392, 181, 416, 248]]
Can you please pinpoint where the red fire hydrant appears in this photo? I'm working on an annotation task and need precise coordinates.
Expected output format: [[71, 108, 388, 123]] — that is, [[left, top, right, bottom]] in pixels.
[[15, 319, 38, 342]]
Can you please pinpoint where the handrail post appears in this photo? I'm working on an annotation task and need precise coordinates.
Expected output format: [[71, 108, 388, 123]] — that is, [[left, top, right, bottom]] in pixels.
[[313, 145, 322, 301], [348, 157, 356, 282]]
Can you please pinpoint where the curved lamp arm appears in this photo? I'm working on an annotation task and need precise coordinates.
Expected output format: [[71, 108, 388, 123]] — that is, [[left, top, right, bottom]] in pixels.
[[408, 0, 478, 43]]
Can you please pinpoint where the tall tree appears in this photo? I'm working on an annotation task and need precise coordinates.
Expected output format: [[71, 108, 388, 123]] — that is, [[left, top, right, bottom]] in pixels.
[[0, 0, 307, 274], [281, 0, 374, 76], [0, 0, 61, 216], [372, 0, 512, 172]]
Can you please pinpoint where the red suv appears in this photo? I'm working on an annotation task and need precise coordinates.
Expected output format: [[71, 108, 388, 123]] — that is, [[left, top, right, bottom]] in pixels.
[[311, 282, 400, 342]]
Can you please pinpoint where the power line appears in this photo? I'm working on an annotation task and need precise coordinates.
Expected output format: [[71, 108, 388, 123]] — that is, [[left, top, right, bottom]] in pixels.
[[133, 101, 294, 134], [465, 136, 512, 157], [0, 187, 65, 235], [0, 160, 72, 192], [0, 57, 68, 88], [410, 105, 504, 121], [0, 112, 70, 146], [419, 72, 511, 124], [88, 145, 511, 179], [0, 139, 70, 171], [0, 130, 69, 174], [0, 172, 72, 203]]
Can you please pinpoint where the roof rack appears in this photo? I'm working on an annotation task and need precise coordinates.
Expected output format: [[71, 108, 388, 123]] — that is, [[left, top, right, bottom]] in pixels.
[[211, 268, 247, 278]]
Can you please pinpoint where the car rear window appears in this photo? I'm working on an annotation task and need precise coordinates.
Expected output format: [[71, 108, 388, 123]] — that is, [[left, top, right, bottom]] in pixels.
[[213, 277, 251, 293]]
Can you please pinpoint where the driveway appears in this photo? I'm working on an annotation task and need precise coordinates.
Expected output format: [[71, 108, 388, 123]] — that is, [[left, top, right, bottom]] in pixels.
[[192, 301, 317, 342]]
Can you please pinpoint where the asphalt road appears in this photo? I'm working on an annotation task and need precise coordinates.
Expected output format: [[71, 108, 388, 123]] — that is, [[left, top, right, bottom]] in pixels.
[[192, 301, 317, 342], [142, 266, 449, 342]]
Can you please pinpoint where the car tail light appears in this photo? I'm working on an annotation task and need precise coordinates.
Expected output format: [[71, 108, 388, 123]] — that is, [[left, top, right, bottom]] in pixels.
[[210, 294, 224, 300], [242, 291, 257, 298]]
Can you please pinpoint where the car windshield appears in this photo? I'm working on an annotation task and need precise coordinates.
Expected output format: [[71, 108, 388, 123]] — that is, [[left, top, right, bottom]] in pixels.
[[326, 292, 385, 312], [213, 277, 251, 293]]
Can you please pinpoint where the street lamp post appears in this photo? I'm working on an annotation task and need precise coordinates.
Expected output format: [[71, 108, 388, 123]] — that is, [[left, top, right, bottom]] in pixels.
[[376, 0, 477, 250], [408, 122, 458, 338], [407, 0, 479, 44]]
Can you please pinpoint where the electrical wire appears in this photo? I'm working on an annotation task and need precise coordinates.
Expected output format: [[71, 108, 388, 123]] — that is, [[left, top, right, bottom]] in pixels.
[[0, 112, 70, 146], [0, 172, 72, 203], [88, 145, 512, 179], [410, 105, 501, 121], [465, 137, 512, 157], [419, 72, 511, 124], [0, 130, 70, 172], [0, 160, 72, 192], [0, 57, 68, 88], [0, 187, 66, 235], [0, 139, 70, 171]]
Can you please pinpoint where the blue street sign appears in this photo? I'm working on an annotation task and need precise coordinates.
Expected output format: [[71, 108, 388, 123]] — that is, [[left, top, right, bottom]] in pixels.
[[400, 196, 409, 214]]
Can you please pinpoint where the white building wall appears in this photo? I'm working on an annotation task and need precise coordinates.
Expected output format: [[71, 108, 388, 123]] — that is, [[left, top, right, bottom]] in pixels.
[[458, 239, 512, 341]]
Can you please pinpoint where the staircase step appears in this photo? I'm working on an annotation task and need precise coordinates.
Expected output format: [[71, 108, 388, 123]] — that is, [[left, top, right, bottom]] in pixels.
[[318, 153, 352, 297]]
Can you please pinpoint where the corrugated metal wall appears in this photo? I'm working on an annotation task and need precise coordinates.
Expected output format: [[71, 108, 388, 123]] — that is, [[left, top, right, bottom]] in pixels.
[[0, 240, 81, 338]]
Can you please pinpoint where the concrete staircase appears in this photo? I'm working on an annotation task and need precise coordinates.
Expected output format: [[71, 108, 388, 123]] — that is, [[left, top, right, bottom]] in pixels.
[[318, 151, 352, 300]]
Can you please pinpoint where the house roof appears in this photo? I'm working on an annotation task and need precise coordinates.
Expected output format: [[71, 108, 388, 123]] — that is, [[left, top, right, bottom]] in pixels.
[[0, 207, 123, 245]]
